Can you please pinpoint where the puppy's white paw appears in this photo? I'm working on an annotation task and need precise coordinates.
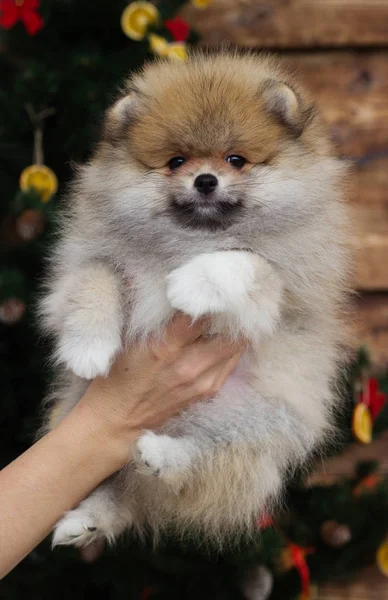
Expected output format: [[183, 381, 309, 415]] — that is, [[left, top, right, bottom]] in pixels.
[[52, 492, 131, 548], [53, 510, 101, 548], [57, 319, 121, 379], [166, 252, 255, 318], [134, 432, 195, 486]]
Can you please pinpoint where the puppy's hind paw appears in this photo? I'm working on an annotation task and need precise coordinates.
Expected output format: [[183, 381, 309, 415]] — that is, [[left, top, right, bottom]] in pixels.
[[52, 511, 101, 548], [133, 431, 195, 488], [52, 491, 131, 548]]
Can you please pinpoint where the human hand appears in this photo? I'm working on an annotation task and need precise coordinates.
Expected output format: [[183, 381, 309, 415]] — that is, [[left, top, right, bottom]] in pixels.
[[76, 313, 245, 471]]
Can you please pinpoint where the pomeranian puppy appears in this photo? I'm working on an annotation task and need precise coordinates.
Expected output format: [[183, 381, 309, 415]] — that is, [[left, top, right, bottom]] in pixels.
[[40, 49, 351, 548]]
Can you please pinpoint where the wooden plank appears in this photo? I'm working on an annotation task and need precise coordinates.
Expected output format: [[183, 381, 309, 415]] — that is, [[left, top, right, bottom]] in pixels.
[[285, 52, 388, 160], [284, 52, 388, 290], [355, 293, 388, 364], [352, 206, 388, 290], [309, 431, 388, 485], [185, 0, 388, 49], [317, 565, 388, 599]]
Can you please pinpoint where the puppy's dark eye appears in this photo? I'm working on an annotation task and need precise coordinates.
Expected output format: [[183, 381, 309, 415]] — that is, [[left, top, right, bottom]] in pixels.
[[226, 155, 246, 168], [168, 156, 186, 170]]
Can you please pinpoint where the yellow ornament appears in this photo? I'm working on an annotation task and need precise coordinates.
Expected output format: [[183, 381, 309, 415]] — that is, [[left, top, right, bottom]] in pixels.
[[377, 541, 388, 576], [352, 403, 373, 444], [166, 42, 187, 61], [192, 0, 211, 8], [148, 33, 187, 60], [148, 35, 187, 61], [148, 33, 169, 56], [121, 1, 159, 41], [20, 165, 58, 203]]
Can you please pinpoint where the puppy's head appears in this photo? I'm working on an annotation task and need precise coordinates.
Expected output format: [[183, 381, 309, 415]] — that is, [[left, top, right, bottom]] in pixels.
[[97, 50, 334, 232]]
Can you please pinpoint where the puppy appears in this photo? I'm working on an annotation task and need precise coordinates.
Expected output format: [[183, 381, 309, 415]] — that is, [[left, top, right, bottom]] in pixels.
[[40, 49, 351, 548]]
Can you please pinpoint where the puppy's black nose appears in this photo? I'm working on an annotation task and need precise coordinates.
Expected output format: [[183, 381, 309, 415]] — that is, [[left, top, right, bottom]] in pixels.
[[194, 173, 218, 196]]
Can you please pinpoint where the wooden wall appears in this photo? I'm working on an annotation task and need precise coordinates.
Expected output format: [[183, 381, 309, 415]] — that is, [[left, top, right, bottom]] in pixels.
[[185, 0, 388, 364]]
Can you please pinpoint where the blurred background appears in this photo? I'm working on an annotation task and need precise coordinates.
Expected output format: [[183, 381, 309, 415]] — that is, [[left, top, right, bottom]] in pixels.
[[1, 1, 388, 599]]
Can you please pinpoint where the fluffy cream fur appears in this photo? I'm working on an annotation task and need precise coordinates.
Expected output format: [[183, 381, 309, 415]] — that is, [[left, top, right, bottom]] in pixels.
[[39, 49, 352, 548]]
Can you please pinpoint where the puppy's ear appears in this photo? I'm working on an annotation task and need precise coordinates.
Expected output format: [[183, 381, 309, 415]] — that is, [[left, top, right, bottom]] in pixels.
[[261, 80, 315, 136], [102, 94, 137, 145]]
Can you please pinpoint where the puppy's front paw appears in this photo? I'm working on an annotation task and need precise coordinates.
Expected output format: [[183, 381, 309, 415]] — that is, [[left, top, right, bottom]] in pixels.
[[134, 432, 195, 487], [166, 252, 255, 318], [57, 330, 120, 379]]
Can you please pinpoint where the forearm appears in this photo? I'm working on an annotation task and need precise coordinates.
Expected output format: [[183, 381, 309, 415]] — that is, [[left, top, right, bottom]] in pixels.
[[0, 397, 137, 579], [0, 314, 242, 575]]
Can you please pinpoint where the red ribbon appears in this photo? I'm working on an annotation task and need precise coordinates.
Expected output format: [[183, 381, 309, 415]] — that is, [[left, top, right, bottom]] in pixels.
[[289, 543, 314, 599], [164, 16, 190, 42], [360, 377, 386, 421], [0, 0, 44, 35]]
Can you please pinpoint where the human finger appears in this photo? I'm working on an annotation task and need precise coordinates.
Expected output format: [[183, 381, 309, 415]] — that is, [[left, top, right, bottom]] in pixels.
[[165, 313, 210, 348], [186, 333, 245, 369], [171, 334, 245, 384]]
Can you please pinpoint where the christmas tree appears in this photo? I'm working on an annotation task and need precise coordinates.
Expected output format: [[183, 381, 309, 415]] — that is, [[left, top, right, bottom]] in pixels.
[[1, 2, 388, 598]]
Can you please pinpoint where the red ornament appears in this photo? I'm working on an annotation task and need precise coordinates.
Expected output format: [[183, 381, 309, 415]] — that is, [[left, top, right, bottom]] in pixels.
[[353, 473, 382, 497], [16, 208, 45, 241], [0, 297, 26, 325], [164, 16, 190, 42], [0, 0, 44, 35], [360, 377, 386, 421]]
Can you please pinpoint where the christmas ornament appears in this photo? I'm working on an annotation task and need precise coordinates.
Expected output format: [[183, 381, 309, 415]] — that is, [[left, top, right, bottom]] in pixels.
[[290, 544, 312, 600], [20, 165, 58, 203], [320, 520, 351, 548], [353, 472, 382, 497], [0, 0, 43, 35], [278, 544, 314, 599], [148, 34, 187, 60], [148, 33, 168, 55], [352, 402, 372, 444], [121, 1, 159, 41], [0, 297, 26, 324], [277, 547, 294, 573], [19, 105, 58, 203], [351, 369, 386, 444], [243, 565, 273, 600], [377, 540, 388, 577], [16, 208, 45, 241], [167, 42, 187, 61], [359, 377, 386, 421], [165, 16, 190, 42], [192, 0, 211, 8]]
